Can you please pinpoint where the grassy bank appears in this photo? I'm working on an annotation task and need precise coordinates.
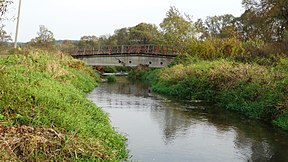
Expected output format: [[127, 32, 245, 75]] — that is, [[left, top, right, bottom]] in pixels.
[[142, 57, 288, 131], [0, 49, 128, 161]]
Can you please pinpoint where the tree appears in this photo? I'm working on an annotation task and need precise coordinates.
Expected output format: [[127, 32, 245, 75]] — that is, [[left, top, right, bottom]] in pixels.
[[113, 27, 130, 45], [98, 35, 117, 46], [205, 14, 238, 39], [241, 0, 288, 41], [30, 25, 55, 48], [128, 23, 161, 44], [160, 6, 197, 47], [78, 35, 99, 47], [111, 23, 161, 45], [58, 40, 76, 50]]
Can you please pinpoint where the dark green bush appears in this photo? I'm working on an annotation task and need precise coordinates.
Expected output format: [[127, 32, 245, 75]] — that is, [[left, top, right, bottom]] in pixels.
[[107, 75, 116, 83]]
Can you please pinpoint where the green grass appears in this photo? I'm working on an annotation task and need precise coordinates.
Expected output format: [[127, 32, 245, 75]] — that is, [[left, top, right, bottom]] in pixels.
[[0, 49, 128, 161], [142, 58, 288, 130]]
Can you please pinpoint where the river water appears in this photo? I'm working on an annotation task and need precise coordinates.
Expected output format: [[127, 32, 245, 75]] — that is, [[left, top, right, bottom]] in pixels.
[[88, 77, 288, 162]]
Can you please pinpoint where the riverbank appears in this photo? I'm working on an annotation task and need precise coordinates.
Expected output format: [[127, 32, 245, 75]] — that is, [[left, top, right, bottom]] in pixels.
[[141, 57, 288, 131], [0, 49, 128, 161], [88, 77, 288, 162]]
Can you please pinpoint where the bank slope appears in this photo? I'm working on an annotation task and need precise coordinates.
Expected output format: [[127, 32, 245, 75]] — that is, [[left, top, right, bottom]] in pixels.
[[0, 49, 128, 161], [143, 59, 288, 131]]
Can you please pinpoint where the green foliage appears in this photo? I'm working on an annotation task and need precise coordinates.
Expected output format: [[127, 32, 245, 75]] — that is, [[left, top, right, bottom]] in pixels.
[[186, 37, 245, 59], [0, 49, 128, 161], [241, 0, 288, 41], [160, 6, 197, 48], [143, 58, 288, 130], [129, 23, 161, 44], [218, 83, 280, 119], [28, 25, 55, 49], [106, 75, 116, 83], [273, 113, 288, 131], [58, 40, 77, 51], [169, 53, 199, 66], [204, 14, 237, 39], [115, 66, 132, 72], [103, 66, 117, 73], [128, 65, 150, 80], [78, 35, 99, 47]]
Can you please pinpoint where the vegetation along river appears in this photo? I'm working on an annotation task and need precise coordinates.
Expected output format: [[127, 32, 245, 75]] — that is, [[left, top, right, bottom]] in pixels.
[[88, 77, 288, 162]]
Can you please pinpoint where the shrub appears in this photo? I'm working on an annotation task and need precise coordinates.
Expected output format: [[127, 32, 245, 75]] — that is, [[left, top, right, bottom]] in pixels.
[[107, 75, 116, 83]]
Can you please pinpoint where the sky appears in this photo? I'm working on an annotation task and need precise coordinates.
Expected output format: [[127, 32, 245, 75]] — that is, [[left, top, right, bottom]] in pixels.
[[4, 0, 244, 42]]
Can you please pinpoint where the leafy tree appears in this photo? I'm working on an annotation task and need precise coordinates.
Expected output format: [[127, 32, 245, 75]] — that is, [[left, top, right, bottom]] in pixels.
[[128, 23, 161, 44], [241, 0, 288, 41], [30, 25, 55, 48], [78, 35, 99, 47], [98, 35, 117, 46], [205, 14, 238, 39], [113, 27, 130, 45], [58, 40, 76, 50], [160, 6, 197, 47]]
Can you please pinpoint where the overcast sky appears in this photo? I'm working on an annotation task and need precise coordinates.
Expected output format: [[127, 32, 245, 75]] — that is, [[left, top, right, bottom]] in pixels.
[[5, 0, 244, 42]]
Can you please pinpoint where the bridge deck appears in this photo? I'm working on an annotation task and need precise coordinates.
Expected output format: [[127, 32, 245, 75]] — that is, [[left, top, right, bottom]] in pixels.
[[68, 45, 178, 57]]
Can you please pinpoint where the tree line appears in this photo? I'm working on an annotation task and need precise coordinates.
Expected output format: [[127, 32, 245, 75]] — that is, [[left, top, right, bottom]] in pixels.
[[1, 0, 287, 61]]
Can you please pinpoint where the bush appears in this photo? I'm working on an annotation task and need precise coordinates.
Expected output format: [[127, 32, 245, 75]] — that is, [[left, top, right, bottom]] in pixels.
[[103, 66, 117, 73], [106, 75, 116, 83]]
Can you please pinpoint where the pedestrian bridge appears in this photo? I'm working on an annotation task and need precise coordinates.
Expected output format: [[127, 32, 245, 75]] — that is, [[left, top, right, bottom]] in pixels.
[[68, 45, 178, 68]]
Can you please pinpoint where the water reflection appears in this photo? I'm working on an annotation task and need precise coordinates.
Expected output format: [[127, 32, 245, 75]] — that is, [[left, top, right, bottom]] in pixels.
[[88, 77, 288, 162]]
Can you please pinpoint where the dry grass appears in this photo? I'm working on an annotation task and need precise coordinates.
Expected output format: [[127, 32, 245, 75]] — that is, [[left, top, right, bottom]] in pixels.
[[0, 125, 113, 162]]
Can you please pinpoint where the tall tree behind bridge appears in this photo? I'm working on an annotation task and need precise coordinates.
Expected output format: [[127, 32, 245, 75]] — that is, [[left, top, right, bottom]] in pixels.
[[129, 23, 161, 44], [110, 23, 161, 45], [29, 25, 55, 48], [113, 27, 130, 45], [160, 6, 197, 50], [204, 14, 239, 39], [241, 0, 288, 42], [78, 35, 99, 47]]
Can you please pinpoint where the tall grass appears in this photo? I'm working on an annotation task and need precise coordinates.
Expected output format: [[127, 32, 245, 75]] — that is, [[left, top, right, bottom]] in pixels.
[[143, 58, 288, 130], [0, 49, 128, 161]]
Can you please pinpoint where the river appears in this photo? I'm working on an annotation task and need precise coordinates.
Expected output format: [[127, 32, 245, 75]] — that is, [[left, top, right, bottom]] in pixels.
[[88, 77, 288, 162]]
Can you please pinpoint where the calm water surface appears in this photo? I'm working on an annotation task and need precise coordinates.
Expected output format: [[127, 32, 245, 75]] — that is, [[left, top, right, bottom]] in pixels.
[[88, 77, 288, 162]]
